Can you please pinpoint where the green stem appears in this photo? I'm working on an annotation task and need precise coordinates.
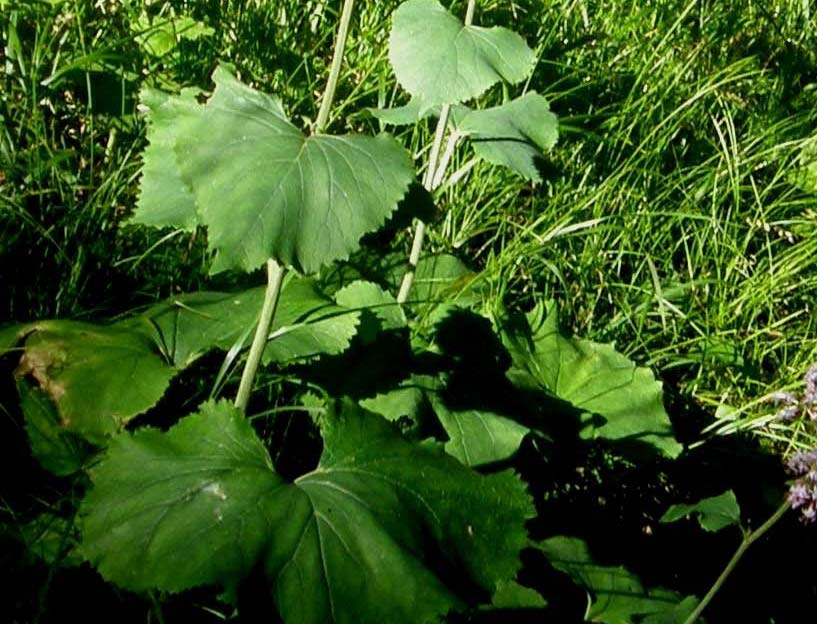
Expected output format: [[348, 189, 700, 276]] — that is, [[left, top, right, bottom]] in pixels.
[[235, 259, 286, 413], [397, 104, 451, 303], [682, 500, 789, 624], [314, 0, 355, 133], [397, 0, 478, 305]]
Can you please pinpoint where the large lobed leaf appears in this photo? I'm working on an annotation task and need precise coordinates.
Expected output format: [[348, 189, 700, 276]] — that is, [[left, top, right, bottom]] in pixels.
[[81, 400, 534, 623], [388, 0, 535, 106], [6, 278, 361, 442], [500, 302, 682, 457], [134, 66, 415, 274]]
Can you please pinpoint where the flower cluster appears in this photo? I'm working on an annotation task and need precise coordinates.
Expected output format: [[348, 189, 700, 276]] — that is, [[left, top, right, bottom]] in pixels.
[[770, 364, 817, 422], [786, 450, 817, 523], [771, 365, 817, 523]]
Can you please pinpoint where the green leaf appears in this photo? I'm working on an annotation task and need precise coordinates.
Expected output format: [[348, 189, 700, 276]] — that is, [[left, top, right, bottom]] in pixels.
[[335, 280, 407, 336], [388, 0, 535, 105], [487, 580, 546, 610], [367, 97, 438, 126], [81, 400, 534, 623], [453, 93, 558, 181], [539, 537, 692, 623], [500, 302, 681, 457], [358, 375, 430, 423], [81, 400, 284, 593], [20, 512, 83, 568], [262, 278, 361, 364], [172, 66, 414, 273], [130, 277, 360, 368], [12, 321, 176, 440], [132, 88, 200, 230], [429, 393, 529, 467], [19, 380, 93, 476], [660, 490, 741, 533], [387, 253, 478, 314]]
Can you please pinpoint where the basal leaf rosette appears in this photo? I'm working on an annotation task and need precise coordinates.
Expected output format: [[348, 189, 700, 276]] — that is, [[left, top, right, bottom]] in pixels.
[[134, 66, 415, 274], [80, 400, 534, 623], [388, 0, 535, 106]]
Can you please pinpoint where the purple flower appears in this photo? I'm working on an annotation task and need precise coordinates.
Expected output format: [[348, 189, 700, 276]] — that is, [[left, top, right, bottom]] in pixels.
[[786, 449, 817, 523]]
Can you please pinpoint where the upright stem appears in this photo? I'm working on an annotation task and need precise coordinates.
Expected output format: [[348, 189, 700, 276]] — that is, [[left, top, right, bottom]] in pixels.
[[315, 0, 356, 133], [396, 0, 478, 304], [397, 104, 451, 303], [682, 500, 789, 624], [235, 259, 286, 413]]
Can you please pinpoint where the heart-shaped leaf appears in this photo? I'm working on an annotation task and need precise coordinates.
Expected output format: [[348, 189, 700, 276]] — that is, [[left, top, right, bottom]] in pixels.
[[500, 302, 682, 457], [453, 93, 559, 181], [156, 66, 414, 274], [81, 400, 534, 623], [388, 0, 535, 105]]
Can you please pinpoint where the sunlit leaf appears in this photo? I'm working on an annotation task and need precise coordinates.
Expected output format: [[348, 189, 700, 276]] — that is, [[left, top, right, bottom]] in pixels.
[[132, 88, 200, 230], [500, 302, 681, 457], [81, 400, 534, 623], [169, 66, 414, 273], [389, 0, 535, 105], [453, 93, 558, 181], [11, 321, 176, 440]]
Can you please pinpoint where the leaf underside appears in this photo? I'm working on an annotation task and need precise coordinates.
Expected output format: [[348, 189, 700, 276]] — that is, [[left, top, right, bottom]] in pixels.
[[81, 400, 534, 624], [388, 0, 535, 106]]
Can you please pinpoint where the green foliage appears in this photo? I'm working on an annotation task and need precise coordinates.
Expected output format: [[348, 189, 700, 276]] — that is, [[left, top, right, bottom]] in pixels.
[[135, 66, 415, 273], [500, 302, 682, 457], [660, 490, 742, 533], [453, 93, 559, 181], [8, 320, 176, 440], [539, 536, 699, 623], [388, 0, 535, 105], [82, 400, 534, 622]]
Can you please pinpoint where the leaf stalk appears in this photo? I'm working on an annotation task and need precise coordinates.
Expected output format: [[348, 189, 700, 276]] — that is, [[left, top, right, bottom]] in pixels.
[[682, 500, 789, 624], [235, 259, 287, 413], [397, 0, 477, 304], [315, 0, 356, 133]]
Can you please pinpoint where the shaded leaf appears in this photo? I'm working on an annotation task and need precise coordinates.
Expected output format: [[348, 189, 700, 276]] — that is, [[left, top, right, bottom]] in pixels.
[[429, 393, 529, 467], [335, 280, 407, 338], [11, 321, 176, 440], [389, 0, 535, 105], [500, 302, 681, 457], [81, 400, 534, 624], [539, 537, 693, 623], [487, 580, 546, 610], [171, 66, 414, 273], [660, 490, 741, 533], [130, 277, 360, 368], [453, 93, 558, 181], [19, 380, 93, 476]]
